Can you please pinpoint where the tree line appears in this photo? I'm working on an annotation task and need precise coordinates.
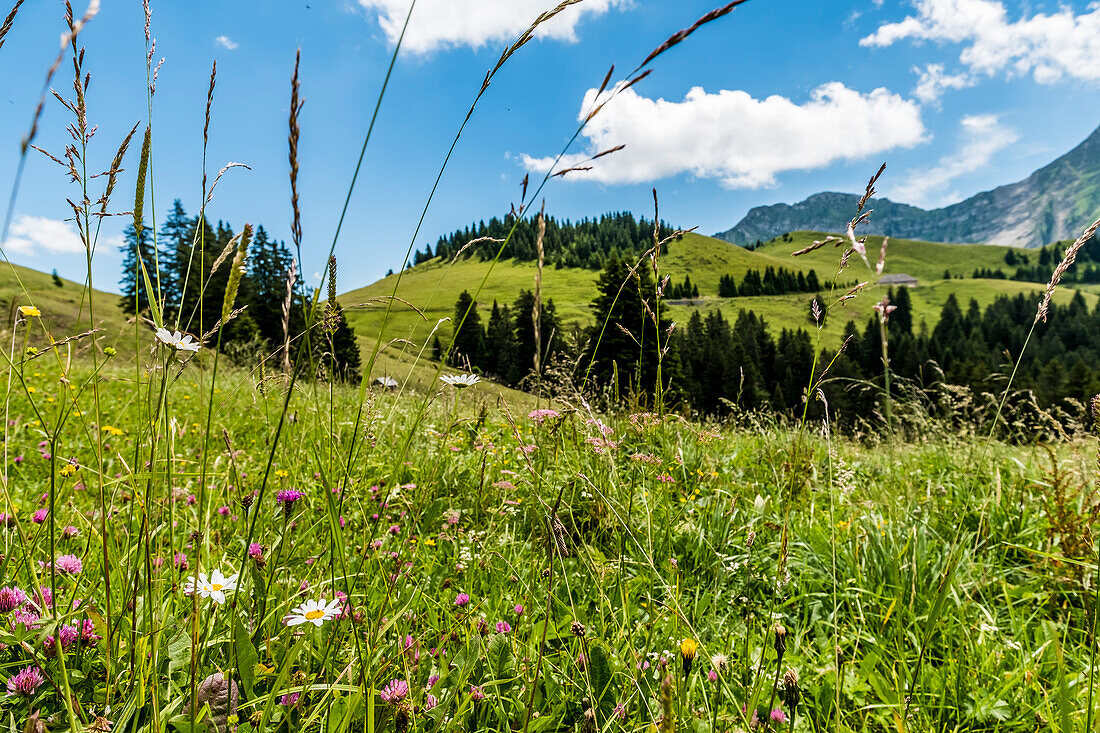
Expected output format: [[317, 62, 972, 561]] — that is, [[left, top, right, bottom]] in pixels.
[[437, 249, 1100, 433], [416, 212, 678, 270], [119, 200, 361, 380], [717, 267, 824, 297]]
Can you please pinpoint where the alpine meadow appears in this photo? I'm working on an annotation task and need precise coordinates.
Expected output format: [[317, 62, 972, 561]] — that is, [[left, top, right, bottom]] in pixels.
[[5, 1, 1100, 733]]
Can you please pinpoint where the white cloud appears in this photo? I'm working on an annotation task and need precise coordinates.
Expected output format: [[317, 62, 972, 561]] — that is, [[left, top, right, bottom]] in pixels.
[[3, 215, 85, 256], [913, 63, 973, 103], [521, 82, 927, 188], [357, 0, 626, 54], [861, 0, 1100, 83], [215, 35, 239, 50], [890, 114, 1018, 207]]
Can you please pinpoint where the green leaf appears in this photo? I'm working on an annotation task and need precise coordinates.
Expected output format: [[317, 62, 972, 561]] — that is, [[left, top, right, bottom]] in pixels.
[[234, 615, 259, 698]]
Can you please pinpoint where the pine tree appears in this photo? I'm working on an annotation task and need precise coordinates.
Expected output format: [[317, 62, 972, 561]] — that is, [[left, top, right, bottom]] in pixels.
[[586, 253, 668, 403], [119, 223, 156, 313], [450, 291, 484, 367]]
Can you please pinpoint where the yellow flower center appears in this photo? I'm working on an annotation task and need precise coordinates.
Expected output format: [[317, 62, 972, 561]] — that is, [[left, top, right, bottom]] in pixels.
[[210, 583, 223, 591], [305, 609, 325, 620]]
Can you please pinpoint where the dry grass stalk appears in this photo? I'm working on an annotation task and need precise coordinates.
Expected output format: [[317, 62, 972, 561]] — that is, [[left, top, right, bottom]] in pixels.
[[204, 162, 250, 205], [96, 121, 140, 217], [449, 235, 504, 264], [281, 259, 298, 373], [19, 0, 97, 157], [1036, 215, 1100, 323], [0, 0, 24, 53], [202, 61, 216, 196], [792, 235, 843, 257], [634, 0, 751, 74], [289, 49, 303, 261], [533, 203, 545, 375], [210, 232, 243, 278]]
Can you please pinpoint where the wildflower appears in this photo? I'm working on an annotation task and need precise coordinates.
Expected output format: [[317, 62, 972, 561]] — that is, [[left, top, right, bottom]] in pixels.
[[280, 692, 300, 706], [770, 709, 787, 724], [63, 525, 79, 538], [613, 702, 627, 720], [285, 597, 342, 627], [55, 554, 83, 575], [380, 679, 409, 703], [12, 608, 39, 630], [174, 552, 188, 571], [276, 489, 303, 515], [454, 592, 470, 607], [495, 620, 511, 633], [217, 505, 230, 516], [184, 569, 239, 604], [469, 685, 485, 701], [59, 463, 77, 477], [680, 638, 698, 677], [528, 408, 560, 423], [32, 509, 47, 524], [154, 327, 201, 352], [249, 542, 265, 561], [103, 346, 117, 357], [5, 665, 44, 697], [440, 373, 480, 388], [707, 669, 718, 682], [514, 604, 524, 615], [424, 693, 438, 711], [0, 586, 27, 612], [17, 305, 41, 318]]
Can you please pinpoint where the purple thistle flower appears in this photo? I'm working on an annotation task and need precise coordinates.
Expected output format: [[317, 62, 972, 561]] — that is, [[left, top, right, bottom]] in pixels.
[[380, 678, 409, 703], [276, 489, 303, 505], [0, 586, 27, 613], [5, 666, 44, 697], [249, 543, 264, 559]]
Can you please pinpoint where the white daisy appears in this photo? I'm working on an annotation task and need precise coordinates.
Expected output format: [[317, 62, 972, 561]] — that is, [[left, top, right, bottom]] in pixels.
[[285, 597, 343, 627], [440, 373, 480, 388], [184, 569, 238, 605], [155, 327, 201, 353]]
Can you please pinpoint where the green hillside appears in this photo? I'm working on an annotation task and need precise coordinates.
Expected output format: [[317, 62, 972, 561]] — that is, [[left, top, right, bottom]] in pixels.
[[0, 262, 130, 354], [342, 230, 1092, 353]]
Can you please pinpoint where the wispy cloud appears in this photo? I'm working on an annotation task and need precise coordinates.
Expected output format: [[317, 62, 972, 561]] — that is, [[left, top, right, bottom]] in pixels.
[[862, 0, 1100, 84], [357, 0, 626, 54], [521, 83, 927, 189], [215, 35, 239, 50], [890, 114, 1018, 208], [913, 63, 973, 104], [3, 215, 85, 256]]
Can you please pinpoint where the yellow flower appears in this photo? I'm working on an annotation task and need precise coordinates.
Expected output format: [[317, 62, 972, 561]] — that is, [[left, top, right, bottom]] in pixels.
[[18, 305, 41, 318], [102, 425, 124, 437], [680, 638, 698, 677], [59, 464, 77, 478]]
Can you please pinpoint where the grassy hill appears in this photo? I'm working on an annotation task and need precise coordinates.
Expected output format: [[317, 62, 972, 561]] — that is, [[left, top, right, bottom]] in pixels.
[[341, 230, 1092, 353], [0, 262, 131, 355]]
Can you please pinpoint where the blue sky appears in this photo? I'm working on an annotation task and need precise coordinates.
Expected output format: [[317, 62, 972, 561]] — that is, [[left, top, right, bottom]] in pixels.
[[2, 0, 1099, 293]]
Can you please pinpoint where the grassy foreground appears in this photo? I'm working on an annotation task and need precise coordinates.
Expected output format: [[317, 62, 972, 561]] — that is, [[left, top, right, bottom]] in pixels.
[[0, 345, 1096, 732]]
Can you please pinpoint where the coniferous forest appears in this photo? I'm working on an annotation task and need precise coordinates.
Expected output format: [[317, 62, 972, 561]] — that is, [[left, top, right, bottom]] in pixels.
[[118, 199, 361, 380]]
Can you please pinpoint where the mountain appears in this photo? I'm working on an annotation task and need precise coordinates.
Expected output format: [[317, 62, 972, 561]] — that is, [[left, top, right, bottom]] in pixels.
[[716, 123, 1100, 249]]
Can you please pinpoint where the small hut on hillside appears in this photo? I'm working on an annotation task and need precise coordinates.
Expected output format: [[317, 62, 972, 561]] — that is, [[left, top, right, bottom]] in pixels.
[[879, 273, 918, 287]]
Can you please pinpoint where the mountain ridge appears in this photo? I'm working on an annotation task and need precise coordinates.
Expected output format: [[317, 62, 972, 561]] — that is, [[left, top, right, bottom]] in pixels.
[[716, 123, 1100, 249]]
